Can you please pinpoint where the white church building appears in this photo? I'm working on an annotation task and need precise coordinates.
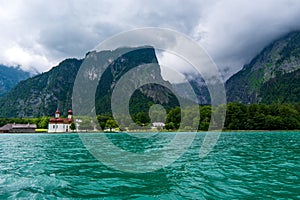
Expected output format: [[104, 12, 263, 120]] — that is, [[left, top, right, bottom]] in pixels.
[[48, 109, 73, 133]]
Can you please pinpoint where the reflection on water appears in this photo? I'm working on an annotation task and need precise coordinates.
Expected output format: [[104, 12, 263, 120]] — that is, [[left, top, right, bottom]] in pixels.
[[0, 132, 299, 199]]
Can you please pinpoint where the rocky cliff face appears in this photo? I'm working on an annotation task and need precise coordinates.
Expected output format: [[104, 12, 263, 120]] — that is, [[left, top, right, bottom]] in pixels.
[[0, 46, 177, 117], [89, 46, 178, 115], [172, 75, 210, 105], [226, 31, 300, 103]]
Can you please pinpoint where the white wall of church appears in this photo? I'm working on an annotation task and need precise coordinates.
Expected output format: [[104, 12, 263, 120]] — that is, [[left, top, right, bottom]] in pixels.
[[48, 123, 70, 133]]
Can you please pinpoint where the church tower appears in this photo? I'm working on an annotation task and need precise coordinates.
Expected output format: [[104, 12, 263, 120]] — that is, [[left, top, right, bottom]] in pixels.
[[55, 109, 60, 118], [68, 110, 73, 119]]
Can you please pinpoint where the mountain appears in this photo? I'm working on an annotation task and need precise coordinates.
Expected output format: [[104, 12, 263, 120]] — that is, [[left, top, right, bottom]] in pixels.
[[0, 59, 83, 117], [0, 46, 178, 118], [0, 65, 31, 97], [226, 31, 300, 104], [73, 46, 178, 117], [259, 68, 300, 103], [172, 75, 210, 105], [2, 31, 300, 118]]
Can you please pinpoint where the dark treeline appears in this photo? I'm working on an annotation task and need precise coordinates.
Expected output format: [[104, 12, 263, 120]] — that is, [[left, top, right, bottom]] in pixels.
[[165, 102, 300, 131], [0, 117, 50, 129], [93, 102, 300, 131], [1, 102, 300, 131], [223, 102, 300, 130], [136, 102, 300, 131]]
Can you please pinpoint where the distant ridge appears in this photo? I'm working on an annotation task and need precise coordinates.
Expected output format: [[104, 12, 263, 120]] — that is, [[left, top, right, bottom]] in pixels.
[[0, 59, 83, 117], [0, 65, 31, 97], [226, 31, 300, 103]]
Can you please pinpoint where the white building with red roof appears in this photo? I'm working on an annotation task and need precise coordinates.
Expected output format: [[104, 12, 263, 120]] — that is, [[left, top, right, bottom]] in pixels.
[[48, 109, 73, 133]]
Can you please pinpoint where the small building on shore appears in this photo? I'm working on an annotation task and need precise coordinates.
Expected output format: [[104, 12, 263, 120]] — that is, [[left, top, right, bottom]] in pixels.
[[152, 122, 165, 128], [0, 123, 37, 133], [48, 109, 73, 133]]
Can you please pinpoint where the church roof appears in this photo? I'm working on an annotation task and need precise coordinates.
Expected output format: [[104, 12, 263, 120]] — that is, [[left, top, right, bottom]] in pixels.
[[49, 118, 73, 124]]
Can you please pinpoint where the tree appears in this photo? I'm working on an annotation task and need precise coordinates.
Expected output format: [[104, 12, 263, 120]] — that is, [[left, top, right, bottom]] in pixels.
[[200, 106, 211, 123], [133, 112, 150, 126], [225, 102, 248, 130], [165, 122, 175, 130], [166, 107, 181, 129], [70, 122, 76, 132], [199, 121, 209, 131], [105, 119, 118, 132], [264, 115, 283, 130], [97, 115, 111, 131], [38, 116, 50, 129]]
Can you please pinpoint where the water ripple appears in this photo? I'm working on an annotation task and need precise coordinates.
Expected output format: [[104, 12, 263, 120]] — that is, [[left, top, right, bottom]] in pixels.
[[0, 132, 299, 199]]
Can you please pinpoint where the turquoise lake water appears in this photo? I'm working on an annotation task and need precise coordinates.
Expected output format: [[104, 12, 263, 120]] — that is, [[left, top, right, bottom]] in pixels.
[[0, 132, 299, 199]]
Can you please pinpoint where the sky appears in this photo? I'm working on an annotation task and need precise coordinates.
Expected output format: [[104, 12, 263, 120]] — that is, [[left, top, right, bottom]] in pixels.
[[1, 0, 300, 78]]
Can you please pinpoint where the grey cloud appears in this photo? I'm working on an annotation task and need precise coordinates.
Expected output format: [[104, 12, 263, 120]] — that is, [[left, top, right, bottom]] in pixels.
[[193, 0, 300, 78], [0, 0, 300, 77], [39, 24, 96, 57]]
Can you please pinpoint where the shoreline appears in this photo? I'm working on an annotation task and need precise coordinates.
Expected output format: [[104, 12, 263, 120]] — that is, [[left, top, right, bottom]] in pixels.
[[0, 130, 299, 134]]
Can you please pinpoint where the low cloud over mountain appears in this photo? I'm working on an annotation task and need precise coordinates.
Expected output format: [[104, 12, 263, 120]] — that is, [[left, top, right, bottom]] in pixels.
[[1, 0, 300, 78]]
